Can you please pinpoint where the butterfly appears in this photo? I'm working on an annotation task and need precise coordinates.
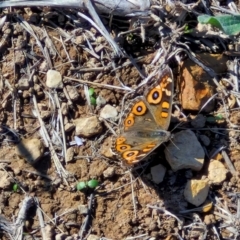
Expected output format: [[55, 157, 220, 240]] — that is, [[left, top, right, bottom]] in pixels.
[[114, 66, 173, 165]]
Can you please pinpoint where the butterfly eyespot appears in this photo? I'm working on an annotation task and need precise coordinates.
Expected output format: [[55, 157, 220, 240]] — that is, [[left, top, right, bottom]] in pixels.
[[122, 150, 139, 162], [124, 114, 135, 127], [116, 144, 131, 152], [132, 101, 147, 115], [116, 137, 126, 145], [147, 88, 162, 104]]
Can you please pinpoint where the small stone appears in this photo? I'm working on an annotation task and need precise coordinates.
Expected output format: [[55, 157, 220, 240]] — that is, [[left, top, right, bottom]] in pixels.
[[191, 114, 206, 128], [39, 60, 48, 72], [74, 116, 102, 137], [15, 51, 25, 66], [44, 225, 55, 240], [178, 54, 224, 112], [34, 84, 44, 98], [165, 130, 205, 171], [184, 179, 209, 206], [149, 221, 158, 231], [87, 235, 100, 240], [96, 95, 107, 106], [66, 147, 74, 163], [204, 214, 216, 225], [0, 171, 11, 189], [103, 167, 115, 178], [100, 137, 114, 158], [46, 69, 63, 89], [208, 160, 227, 184], [61, 102, 68, 115], [22, 90, 30, 99], [65, 237, 73, 240], [18, 75, 30, 90], [199, 135, 210, 146], [151, 164, 166, 184], [66, 85, 79, 101], [150, 232, 159, 238], [55, 233, 67, 240], [78, 205, 89, 215], [37, 103, 51, 119], [16, 138, 44, 164], [100, 104, 118, 119], [64, 123, 75, 132], [164, 235, 177, 240]]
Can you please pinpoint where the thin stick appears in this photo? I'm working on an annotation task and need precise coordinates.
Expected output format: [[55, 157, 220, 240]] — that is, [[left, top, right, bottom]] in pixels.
[[130, 172, 137, 219], [78, 193, 94, 238], [64, 76, 131, 91], [35, 198, 47, 240], [54, 91, 67, 164], [32, 94, 69, 180], [221, 150, 237, 175]]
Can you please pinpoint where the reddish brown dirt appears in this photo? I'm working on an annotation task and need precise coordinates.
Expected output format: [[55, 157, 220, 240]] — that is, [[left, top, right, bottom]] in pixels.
[[0, 6, 239, 240]]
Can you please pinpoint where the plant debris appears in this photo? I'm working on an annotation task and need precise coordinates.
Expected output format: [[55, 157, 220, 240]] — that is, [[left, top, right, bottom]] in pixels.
[[0, 0, 240, 239]]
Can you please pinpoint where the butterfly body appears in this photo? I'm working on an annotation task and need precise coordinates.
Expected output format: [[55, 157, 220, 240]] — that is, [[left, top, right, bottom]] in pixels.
[[114, 67, 173, 165]]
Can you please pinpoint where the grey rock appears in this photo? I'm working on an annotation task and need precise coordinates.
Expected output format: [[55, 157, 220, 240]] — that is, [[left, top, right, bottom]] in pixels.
[[165, 130, 205, 171]]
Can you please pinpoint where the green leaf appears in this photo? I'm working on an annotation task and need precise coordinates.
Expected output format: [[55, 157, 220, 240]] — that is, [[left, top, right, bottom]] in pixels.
[[87, 179, 99, 189], [206, 114, 224, 123], [184, 25, 193, 34], [13, 183, 18, 192], [90, 96, 96, 106], [88, 88, 95, 97], [215, 114, 223, 120], [198, 14, 240, 35], [206, 116, 216, 123], [76, 182, 87, 191]]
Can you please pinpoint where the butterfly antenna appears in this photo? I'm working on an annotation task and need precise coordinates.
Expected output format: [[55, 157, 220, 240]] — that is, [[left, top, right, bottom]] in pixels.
[[170, 105, 191, 133], [170, 137, 180, 150], [164, 136, 179, 152]]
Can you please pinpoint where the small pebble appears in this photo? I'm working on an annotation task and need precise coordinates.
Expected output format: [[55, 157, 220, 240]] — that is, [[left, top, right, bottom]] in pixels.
[[184, 179, 209, 206], [16, 138, 44, 164], [64, 123, 75, 132], [96, 95, 106, 106], [208, 160, 227, 184], [100, 104, 118, 119], [165, 130, 205, 171], [199, 135, 210, 146], [78, 205, 89, 215], [61, 102, 68, 115], [151, 164, 166, 184], [0, 171, 11, 189], [74, 116, 103, 137], [66, 85, 79, 101], [18, 75, 30, 90], [191, 114, 206, 128], [87, 234, 100, 240], [55, 233, 67, 240], [46, 69, 63, 89], [66, 147, 74, 163], [103, 167, 115, 178]]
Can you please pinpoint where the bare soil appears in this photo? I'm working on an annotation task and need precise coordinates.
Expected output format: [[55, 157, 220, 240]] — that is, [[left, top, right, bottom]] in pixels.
[[0, 4, 240, 240]]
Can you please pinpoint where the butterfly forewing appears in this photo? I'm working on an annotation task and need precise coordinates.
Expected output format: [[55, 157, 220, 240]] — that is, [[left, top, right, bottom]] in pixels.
[[114, 66, 173, 165]]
